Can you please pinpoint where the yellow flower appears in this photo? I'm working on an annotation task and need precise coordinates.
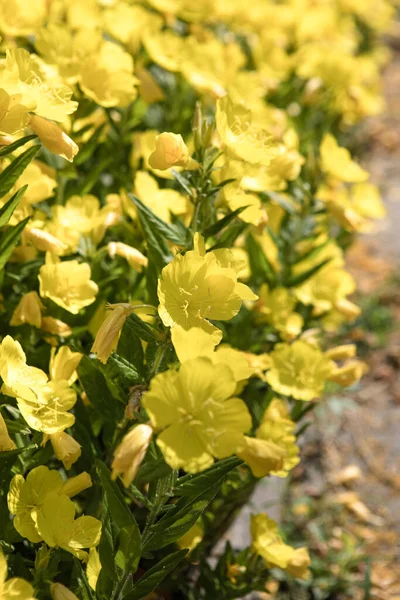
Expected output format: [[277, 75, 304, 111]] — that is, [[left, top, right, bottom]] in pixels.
[[16, 380, 77, 434], [251, 514, 310, 580], [255, 285, 303, 340], [91, 304, 133, 364], [148, 132, 199, 171], [41, 317, 72, 338], [49, 431, 82, 470], [86, 548, 102, 591], [216, 96, 279, 166], [0, 336, 48, 404], [325, 344, 356, 361], [108, 242, 148, 271], [0, 48, 78, 122], [320, 134, 369, 183], [158, 234, 257, 341], [0, 0, 47, 37], [0, 548, 37, 600], [266, 341, 334, 401], [22, 226, 68, 255], [39, 253, 98, 314], [10, 292, 44, 328], [8, 466, 92, 543], [171, 326, 255, 385], [50, 583, 79, 600], [0, 413, 15, 452], [32, 492, 101, 560], [111, 424, 153, 487], [0, 89, 30, 136], [328, 360, 368, 387], [143, 357, 252, 473], [134, 171, 187, 222], [80, 41, 138, 108], [49, 346, 82, 385], [238, 437, 286, 478], [29, 115, 79, 162]]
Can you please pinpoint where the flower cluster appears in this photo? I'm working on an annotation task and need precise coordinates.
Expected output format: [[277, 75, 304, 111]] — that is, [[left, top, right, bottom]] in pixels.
[[0, 0, 393, 598]]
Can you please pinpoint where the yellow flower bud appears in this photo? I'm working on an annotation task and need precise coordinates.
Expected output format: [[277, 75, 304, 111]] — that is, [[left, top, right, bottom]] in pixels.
[[148, 132, 199, 171], [41, 317, 72, 337], [325, 344, 357, 361], [10, 291, 43, 328], [111, 424, 153, 487], [61, 472, 92, 498], [108, 242, 148, 271], [23, 226, 67, 254], [50, 583, 79, 600], [0, 413, 15, 451], [30, 115, 79, 162], [328, 360, 368, 387], [91, 304, 132, 364], [50, 431, 81, 470], [335, 298, 361, 320]]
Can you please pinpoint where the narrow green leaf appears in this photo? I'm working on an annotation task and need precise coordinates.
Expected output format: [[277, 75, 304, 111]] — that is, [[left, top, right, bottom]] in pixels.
[[144, 484, 221, 552], [75, 156, 112, 195], [123, 313, 160, 343], [286, 258, 331, 287], [203, 206, 246, 238], [74, 124, 106, 165], [122, 550, 188, 600], [77, 356, 118, 421], [0, 186, 28, 228], [246, 233, 276, 286], [0, 217, 30, 271], [171, 169, 193, 197], [174, 457, 243, 496], [0, 135, 37, 158], [0, 145, 40, 197], [129, 193, 187, 247]]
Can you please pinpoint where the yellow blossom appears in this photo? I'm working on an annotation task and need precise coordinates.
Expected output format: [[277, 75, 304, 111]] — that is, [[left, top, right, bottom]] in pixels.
[[10, 292, 43, 328], [16, 380, 77, 434], [91, 304, 133, 364], [134, 171, 187, 222], [49, 346, 82, 385], [0, 0, 47, 37], [158, 234, 257, 341], [0, 413, 15, 452], [86, 548, 102, 591], [108, 242, 148, 271], [255, 285, 303, 340], [0, 336, 48, 404], [328, 360, 368, 387], [50, 584, 79, 600], [32, 492, 101, 560], [143, 357, 252, 473], [266, 341, 335, 401], [39, 253, 98, 314], [111, 424, 153, 487], [49, 432, 82, 470], [29, 115, 78, 162], [320, 134, 369, 183], [0, 89, 30, 136], [251, 513, 310, 579]]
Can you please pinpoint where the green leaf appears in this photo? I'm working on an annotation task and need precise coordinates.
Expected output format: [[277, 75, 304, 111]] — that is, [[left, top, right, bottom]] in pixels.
[[122, 549, 188, 600], [203, 206, 246, 238], [0, 186, 28, 228], [107, 354, 142, 383], [174, 457, 243, 497], [144, 484, 221, 552], [171, 169, 194, 197], [246, 233, 276, 286], [286, 257, 331, 287], [0, 217, 30, 271], [123, 313, 160, 344], [75, 156, 112, 195], [0, 135, 37, 158], [117, 317, 146, 376], [96, 460, 142, 574], [209, 221, 247, 250], [129, 193, 188, 248], [77, 356, 118, 421], [0, 145, 40, 197], [262, 191, 297, 214]]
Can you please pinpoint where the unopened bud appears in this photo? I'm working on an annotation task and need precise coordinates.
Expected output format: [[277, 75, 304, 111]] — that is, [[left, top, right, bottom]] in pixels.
[[23, 227, 67, 254], [10, 291, 43, 328], [41, 316, 72, 337], [0, 413, 15, 451], [325, 344, 357, 361], [50, 431, 81, 470], [30, 115, 79, 162], [335, 299, 361, 320], [50, 583, 79, 600], [108, 242, 148, 271], [91, 304, 133, 364], [111, 424, 153, 487], [148, 132, 199, 171], [62, 472, 92, 497]]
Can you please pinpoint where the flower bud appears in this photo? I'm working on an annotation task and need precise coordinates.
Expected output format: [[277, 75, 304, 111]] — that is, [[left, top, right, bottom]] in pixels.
[[50, 431, 81, 470], [0, 413, 15, 451], [108, 242, 148, 271], [111, 424, 153, 487], [41, 316, 72, 337], [91, 304, 132, 364], [50, 583, 79, 600], [325, 344, 357, 361], [50, 346, 82, 385], [62, 472, 92, 497], [148, 132, 199, 171], [335, 298, 361, 320], [30, 115, 79, 162], [10, 291, 43, 328], [23, 226, 67, 254], [328, 360, 368, 387]]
